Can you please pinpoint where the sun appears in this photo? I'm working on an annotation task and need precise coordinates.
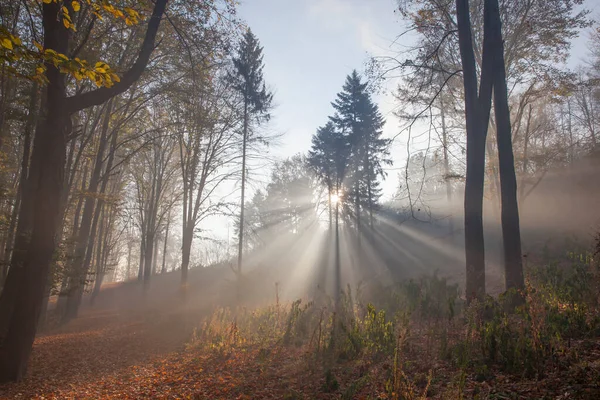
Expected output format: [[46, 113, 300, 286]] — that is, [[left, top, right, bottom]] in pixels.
[[330, 192, 340, 204]]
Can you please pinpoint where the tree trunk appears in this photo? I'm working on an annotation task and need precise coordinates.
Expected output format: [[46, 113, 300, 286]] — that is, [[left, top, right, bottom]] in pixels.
[[327, 183, 333, 230], [138, 237, 145, 281], [237, 100, 248, 299], [90, 207, 105, 305], [488, 0, 524, 293], [456, 0, 494, 303], [152, 234, 159, 275], [440, 94, 454, 235], [181, 225, 193, 285], [125, 240, 132, 280], [519, 104, 532, 202], [143, 231, 154, 291], [0, 3, 68, 380], [161, 216, 170, 274]]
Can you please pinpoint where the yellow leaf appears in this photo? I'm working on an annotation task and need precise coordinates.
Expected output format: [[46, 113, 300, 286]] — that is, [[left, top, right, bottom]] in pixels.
[[63, 19, 70, 29], [11, 36, 22, 46], [42, 0, 53, 3], [72, 1, 80, 12], [33, 41, 43, 51], [1, 38, 13, 50]]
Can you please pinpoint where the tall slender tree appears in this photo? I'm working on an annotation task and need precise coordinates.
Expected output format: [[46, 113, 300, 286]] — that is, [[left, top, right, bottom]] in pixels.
[[456, 0, 494, 302], [227, 29, 273, 286], [488, 0, 524, 293]]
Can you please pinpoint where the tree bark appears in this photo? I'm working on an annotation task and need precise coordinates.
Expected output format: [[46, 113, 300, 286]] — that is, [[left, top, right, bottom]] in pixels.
[[0, 2, 68, 380], [488, 0, 524, 292], [456, 0, 494, 303]]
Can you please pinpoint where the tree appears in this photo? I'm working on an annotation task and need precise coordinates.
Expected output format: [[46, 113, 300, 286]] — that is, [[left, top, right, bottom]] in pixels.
[[455, 0, 524, 300], [389, 0, 588, 299], [0, 0, 169, 382], [177, 75, 239, 290], [455, 0, 494, 301], [227, 29, 273, 287], [244, 155, 318, 249], [329, 70, 391, 233], [487, 0, 524, 293]]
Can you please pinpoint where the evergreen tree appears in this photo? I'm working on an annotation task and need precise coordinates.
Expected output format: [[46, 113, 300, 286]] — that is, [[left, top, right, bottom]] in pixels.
[[227, 29, 273, 282], [328, 70, 391, 231], [361, 96, 391, 228]]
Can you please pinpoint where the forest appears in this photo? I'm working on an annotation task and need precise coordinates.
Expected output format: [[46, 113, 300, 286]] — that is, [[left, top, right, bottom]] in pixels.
[[0, 0, 599, 398]]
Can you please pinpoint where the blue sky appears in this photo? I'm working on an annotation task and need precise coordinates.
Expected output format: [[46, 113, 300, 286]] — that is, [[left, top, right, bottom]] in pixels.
[[197, 0, 599, 251], [238, 0, 405, 196], [237, 0, 598, 199]]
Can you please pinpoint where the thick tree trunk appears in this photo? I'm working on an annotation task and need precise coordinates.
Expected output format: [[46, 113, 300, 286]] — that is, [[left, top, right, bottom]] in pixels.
[[0, 3, 68, 380], [488, 0, 524, 292], [456, 0, 494, 302]]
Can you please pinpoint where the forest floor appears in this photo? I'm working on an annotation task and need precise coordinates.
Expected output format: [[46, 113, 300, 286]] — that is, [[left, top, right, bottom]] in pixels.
[[1, 293, 600, 399]]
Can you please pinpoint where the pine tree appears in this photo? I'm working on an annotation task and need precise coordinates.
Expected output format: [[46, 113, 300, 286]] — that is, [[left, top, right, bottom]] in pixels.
[[329, 70, 390, 231], [227, 29, 273, 284]]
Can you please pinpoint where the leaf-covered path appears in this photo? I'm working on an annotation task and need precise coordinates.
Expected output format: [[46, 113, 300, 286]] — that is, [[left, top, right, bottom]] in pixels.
[[1, 287, 600, 399], [0, 306, 323, 399]]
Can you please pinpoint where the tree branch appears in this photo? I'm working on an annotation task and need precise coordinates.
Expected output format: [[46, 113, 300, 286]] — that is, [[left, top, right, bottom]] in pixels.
[[65, 0, 169, 114]]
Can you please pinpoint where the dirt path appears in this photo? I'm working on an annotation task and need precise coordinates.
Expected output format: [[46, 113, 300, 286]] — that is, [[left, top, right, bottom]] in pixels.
[[0, 303, 334, 399]]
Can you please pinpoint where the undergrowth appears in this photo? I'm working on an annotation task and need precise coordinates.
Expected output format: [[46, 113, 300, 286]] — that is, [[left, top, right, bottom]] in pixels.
[[189, 252, 600, 399]]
